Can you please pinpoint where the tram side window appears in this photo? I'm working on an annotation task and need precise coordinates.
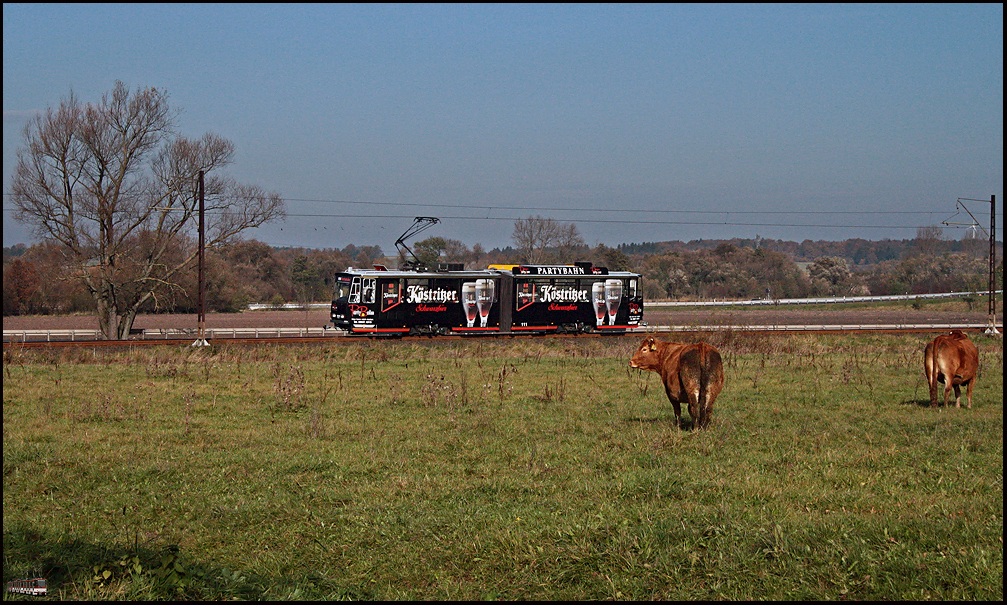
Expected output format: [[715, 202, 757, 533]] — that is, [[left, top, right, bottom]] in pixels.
[[361, 278, 376, 303], [381, 279, 402, 308], [433, 279, 456, 293], [515, 280, 535, 308], [432, 279, 464, 302], [403, 278, 424, 303], [627, 278, 638, 297]]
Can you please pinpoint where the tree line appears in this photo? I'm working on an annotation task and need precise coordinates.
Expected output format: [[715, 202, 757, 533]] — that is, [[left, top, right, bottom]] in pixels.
[[5, 225, 1000, 318]]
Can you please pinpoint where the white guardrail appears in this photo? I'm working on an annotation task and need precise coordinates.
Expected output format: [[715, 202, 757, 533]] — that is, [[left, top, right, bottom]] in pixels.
[[2, 326, 339, 343], [247, 303, 330, 310], [633, 323, 994, 333], [646, 290, 1001, 308]]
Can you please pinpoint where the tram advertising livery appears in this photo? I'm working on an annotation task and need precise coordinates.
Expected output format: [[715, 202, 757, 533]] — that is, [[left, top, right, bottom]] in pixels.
[[331, 262, 643, 336]]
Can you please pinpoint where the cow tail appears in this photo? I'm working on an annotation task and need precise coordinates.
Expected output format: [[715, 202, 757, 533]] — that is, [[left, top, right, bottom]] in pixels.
[[929, 340, 942, 399], [933, 337, 951, 386], [709, 344, 727, 426], [698, 344, 721, 411], [925, 342, 937, 403], [697, 345, 710, 409]]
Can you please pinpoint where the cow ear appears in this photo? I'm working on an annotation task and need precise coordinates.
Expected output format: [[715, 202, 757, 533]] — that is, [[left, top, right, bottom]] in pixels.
[[649, 340, 657, 351]]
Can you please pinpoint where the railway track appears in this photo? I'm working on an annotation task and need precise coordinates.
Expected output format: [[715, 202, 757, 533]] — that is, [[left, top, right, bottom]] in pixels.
[[3, 322, 999, 349]]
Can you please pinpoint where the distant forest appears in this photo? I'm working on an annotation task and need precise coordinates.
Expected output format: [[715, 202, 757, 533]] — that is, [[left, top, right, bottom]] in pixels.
[[3, 233, 1002, 316], [617, 236, 991, 265]]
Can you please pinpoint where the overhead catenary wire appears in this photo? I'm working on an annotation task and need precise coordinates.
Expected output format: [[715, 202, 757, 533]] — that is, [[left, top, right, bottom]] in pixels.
[[282, 197, 948, 215], [275, 212, 952, 230], [3, 196, 1001, 233], [215, 197, 1004, 231], [274, 196, 999, 231]]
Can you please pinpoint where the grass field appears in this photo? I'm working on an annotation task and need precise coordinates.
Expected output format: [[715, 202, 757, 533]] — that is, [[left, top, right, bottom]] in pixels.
[[3, 332, 1003, 600]]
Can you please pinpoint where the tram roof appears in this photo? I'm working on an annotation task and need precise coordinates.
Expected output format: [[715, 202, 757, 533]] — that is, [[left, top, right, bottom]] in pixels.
[[338, 267, 500, 278], [338, 264, 639, 278]]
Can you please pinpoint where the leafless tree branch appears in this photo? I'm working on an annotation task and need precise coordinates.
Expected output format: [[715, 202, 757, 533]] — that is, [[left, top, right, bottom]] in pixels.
[[8, 81, 285, 339]]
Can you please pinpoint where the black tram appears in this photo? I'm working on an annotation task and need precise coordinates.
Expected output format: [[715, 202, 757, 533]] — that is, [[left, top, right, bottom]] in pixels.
[[330, 262, 643, 336]]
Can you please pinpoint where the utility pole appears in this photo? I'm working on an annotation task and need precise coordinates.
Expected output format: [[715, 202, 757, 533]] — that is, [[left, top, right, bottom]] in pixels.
[[193, 170, 210, 346], [950, 196, 1000, 335], [987, 195, 998, 335]]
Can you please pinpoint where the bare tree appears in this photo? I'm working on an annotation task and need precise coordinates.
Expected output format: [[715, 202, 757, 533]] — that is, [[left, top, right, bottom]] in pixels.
[[511, 215, 584, 264], [9, 82, 285, 339], [2, 257, 40, 315], [914, 225, 944, 257], [471, 242, 485, 267]]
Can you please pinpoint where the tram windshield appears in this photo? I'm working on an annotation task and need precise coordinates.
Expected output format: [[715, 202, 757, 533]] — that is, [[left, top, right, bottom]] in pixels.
[[334, 276, 358, 302]]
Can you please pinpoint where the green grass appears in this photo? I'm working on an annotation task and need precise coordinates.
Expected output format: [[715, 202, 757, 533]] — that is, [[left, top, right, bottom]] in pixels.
[[3, 333, 1002, 600]]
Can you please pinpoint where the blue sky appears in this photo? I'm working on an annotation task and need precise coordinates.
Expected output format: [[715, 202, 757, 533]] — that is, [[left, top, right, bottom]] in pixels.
[[3, 3, 1002, 252]]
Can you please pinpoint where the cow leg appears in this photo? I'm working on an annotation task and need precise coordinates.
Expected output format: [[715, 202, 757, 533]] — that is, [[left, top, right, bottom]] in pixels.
[[670, 401, 682, 428], [931, 372, 946, 407], [952, 384, 962, 408], [663, 379, 683, 428], [681, 385, 706, 430], [690, 386, 710, 430], [698, 381, 719, 430], [700, 398, 715, 430], [679, 370, 703, 430]]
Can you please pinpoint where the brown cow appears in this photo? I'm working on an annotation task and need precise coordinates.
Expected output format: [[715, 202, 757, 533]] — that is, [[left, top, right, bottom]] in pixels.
[[924, 330, 979, 408], [630, 337, 725, 429]]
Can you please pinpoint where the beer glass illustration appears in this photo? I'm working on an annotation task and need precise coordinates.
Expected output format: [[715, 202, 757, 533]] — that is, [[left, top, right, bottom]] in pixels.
[[604, 279, 623, 325], [475, 279, 495, 327], [461, 282, 478, 327], [592, 282, 606, 327]]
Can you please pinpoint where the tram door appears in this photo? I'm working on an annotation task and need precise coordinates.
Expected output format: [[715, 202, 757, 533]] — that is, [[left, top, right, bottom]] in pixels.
[[498, 274, 514, 331]]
